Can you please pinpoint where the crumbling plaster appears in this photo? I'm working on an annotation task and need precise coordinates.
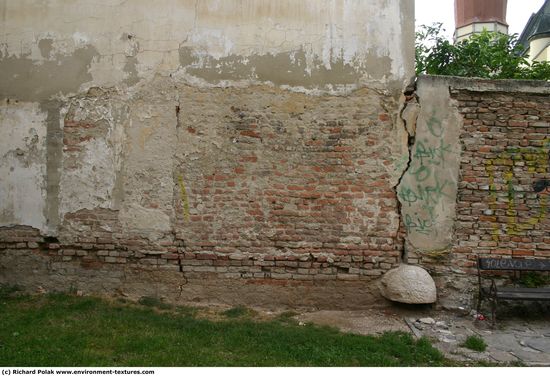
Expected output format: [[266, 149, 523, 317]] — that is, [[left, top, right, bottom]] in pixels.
[[0, 0, 414, 236], [59, 90, 128, 217], [0, 1, 425, 308]]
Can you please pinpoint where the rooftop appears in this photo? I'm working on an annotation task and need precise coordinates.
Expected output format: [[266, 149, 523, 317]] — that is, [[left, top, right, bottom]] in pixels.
[[518, 0, 550, 51]]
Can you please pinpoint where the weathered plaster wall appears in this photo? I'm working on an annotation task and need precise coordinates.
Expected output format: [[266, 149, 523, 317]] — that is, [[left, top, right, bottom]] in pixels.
[[0, 79, 408, 308], [59, 90, 128, 218], [0, 0, 413, 94], [0, 1, 414, 308], [2, 1, 548, 311], [1, 0, 414, 233]]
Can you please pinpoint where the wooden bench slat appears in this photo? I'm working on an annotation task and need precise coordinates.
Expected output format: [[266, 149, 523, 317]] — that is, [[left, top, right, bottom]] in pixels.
[[496, 291, 550, 300], [497, 287, 550, 294]]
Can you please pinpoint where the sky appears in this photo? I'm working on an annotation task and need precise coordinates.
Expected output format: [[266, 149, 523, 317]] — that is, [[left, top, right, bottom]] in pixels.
[[415, 0, 546, 39]]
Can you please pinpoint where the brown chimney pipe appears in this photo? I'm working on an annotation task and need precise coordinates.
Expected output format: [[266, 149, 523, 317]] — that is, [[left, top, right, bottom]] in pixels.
[[455, 0, 508, 29]]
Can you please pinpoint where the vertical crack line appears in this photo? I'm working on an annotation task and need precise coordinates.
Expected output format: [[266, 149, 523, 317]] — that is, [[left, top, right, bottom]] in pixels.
[[395, 81, 418, 263], [173, 95, 190, 222], [175, 104, 181, 129], [177, 252, 188, 298], [172, 94, 188, 297]]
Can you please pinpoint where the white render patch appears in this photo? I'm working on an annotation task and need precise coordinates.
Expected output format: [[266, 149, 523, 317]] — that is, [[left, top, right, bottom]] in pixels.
[[183, 0, 407, 80], [119, 203, 172, 234], [59, 138, 118, 217], [58, 98, 127, 219], [0, 102, 48, 231], [72, 32, 90, 47]]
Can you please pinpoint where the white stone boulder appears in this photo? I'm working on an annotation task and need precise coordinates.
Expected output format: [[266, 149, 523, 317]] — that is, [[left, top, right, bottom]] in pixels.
[[380, 264, 437, 304]]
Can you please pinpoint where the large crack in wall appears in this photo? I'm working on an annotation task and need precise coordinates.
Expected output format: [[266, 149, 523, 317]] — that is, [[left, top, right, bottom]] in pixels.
[[394, 80, 420, 263]]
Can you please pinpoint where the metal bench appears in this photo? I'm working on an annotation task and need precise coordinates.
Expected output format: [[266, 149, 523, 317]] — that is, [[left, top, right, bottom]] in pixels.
[[477, 257, 550, 325]]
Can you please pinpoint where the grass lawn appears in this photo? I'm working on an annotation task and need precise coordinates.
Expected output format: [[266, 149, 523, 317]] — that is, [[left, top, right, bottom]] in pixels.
[[0, 287, 449, 367]]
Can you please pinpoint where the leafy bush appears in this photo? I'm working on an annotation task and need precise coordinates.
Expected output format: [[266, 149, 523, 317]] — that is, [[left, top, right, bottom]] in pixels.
[[416, 23, 550, 80], [518, 272, 550, 288], [0, 284, 21, 300], [462, 335, 487, 352]]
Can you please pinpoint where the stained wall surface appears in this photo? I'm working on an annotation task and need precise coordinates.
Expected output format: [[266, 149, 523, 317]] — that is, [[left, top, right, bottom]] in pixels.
[[0, 0, 413, 95], [0, 0, 415, 307], [4, 2, 547, 310]]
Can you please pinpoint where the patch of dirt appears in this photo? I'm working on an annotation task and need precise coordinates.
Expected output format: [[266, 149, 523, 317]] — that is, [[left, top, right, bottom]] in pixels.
[[296, 308, 409, 335]]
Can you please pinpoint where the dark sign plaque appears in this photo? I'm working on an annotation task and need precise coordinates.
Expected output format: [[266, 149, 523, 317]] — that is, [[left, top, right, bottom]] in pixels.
[[479, 258, 550, 271]]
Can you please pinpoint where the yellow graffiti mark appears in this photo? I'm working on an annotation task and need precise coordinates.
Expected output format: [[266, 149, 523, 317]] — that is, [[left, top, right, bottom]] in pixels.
[[178, 175, 190, 222], [486, 164, 501, 242], [504, 171, 517, 236], [485, 138, 549, 240]]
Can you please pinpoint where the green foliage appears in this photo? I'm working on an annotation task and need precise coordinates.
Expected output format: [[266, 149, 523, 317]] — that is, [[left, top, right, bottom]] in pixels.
[[518, 272, 550, 288], [0, 293, 449, 366], [461, 335, 487, 352], [523, 61, 550, 80], [0, 284, 21, 300], [416, 23, 550, 80]]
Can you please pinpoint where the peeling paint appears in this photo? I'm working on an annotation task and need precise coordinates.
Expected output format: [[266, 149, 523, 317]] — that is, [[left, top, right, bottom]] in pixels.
[[178, 46, 394, 88], [0, 46, 99, 101], [0, 0, 413, 93]]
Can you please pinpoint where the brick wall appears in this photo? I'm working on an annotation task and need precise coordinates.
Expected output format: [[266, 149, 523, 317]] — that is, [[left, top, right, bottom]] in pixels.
[[0, 85, 407, 308], [0, 0, 415, 308], [453, 89, 550, 270], [395, 77, 550, 308], [173, 88, 403, 283], [2, 77, 548, 309]]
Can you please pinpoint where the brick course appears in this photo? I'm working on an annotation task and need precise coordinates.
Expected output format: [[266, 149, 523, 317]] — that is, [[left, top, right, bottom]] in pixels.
[[452, 90, 550, 268]]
